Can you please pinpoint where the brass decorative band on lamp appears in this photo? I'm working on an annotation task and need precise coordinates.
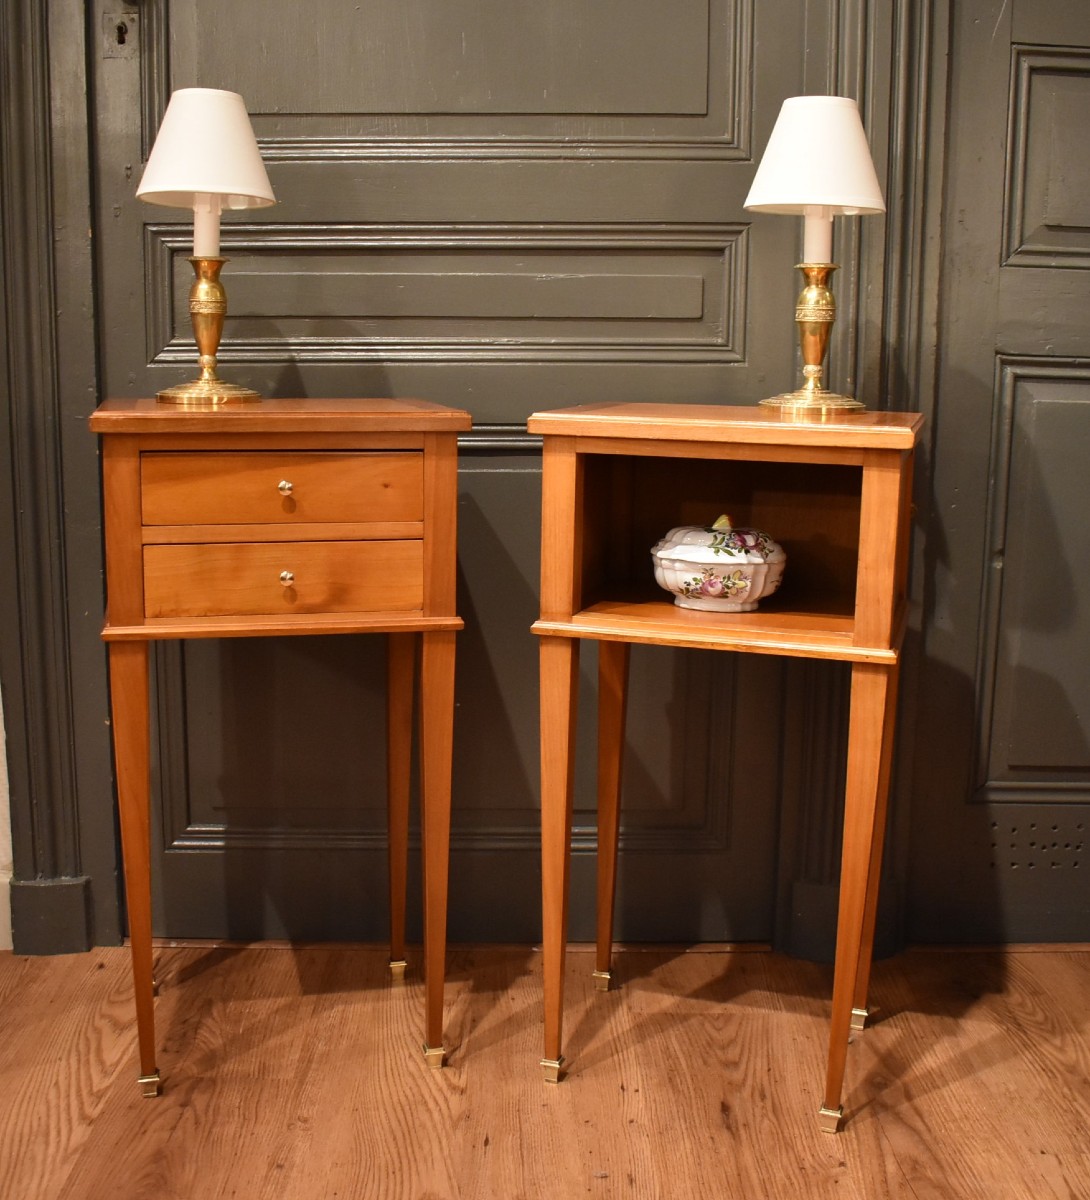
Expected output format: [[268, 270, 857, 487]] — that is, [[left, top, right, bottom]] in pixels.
[[136, 88, 276, 406], [156, 257, 260, 405], [745, 96, 885, 413]]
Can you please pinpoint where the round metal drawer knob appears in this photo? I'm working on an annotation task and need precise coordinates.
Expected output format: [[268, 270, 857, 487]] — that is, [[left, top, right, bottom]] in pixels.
[[279, 570, 295, 587], [278, 480, 294, 496]]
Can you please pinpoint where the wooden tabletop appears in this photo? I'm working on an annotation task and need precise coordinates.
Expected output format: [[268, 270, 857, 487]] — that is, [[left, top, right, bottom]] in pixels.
[[527, 402, 924, 449], [90, 397, 473, 434]]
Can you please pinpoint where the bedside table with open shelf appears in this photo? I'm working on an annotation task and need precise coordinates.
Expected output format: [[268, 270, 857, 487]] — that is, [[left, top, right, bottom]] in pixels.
[[529, 401, 924, 1131]]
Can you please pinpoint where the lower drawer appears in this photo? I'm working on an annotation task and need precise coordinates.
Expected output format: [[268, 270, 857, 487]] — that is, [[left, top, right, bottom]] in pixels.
[[143, 541, 424, 618]]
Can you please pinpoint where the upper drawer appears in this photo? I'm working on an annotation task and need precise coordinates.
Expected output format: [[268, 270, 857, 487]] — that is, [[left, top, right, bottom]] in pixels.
[[141, 452, 423, 526]]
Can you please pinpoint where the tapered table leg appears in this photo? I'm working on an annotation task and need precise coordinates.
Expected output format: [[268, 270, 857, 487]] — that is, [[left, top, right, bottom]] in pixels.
[[594, 641, 629, 992], [386, 633, 417, 981], [419, 630, 455, 1065], [850, 659, 901, 1032], [821, 661, 898, 1131], [108, 640, 160, 1096], [540, 635, 580, 1080]]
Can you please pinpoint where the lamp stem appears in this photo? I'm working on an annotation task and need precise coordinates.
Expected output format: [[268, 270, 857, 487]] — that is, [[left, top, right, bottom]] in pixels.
[[190, 256, 228, 381], [758, 263, 864, 412], [796, 263, 837, 395], [155, 257, 261, 405]]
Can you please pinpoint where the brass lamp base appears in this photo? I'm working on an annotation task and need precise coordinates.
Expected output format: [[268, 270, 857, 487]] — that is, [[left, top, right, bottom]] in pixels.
[[759, 263, 866, 414], [157, 377, 261, 406], [759, 388, 865, 414], [158, 256, 261, 406]]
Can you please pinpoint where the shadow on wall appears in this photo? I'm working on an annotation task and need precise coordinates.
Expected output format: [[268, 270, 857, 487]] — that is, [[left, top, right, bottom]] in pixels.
[[910, 364, 1090, 943]]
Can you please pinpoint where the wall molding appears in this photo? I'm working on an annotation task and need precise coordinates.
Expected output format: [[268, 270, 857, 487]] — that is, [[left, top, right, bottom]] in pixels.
[[973, 357, 1090, 805], [0, 0, 98, 953], [157, 644, 738, 859], [144, 0, 755, 163], [1004, 47, 1090, 269], [145, 223, 749, 365]]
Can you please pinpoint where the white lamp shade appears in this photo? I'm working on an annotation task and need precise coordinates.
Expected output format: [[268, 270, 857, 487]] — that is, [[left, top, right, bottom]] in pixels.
[[744, 96, 884, 215], [136, 88, 275, 210]]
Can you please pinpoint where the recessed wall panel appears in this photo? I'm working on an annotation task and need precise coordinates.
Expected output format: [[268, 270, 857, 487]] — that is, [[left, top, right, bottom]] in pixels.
[[977, 361, 1090, 801], [161, 0, 750, 158], [1005, 49, 1090, 266], [148, 226, 747, 362]]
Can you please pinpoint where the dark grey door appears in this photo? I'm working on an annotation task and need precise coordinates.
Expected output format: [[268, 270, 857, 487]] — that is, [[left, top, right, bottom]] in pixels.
[[909, 0, 1090, 940], [88, 0, 888, 943]]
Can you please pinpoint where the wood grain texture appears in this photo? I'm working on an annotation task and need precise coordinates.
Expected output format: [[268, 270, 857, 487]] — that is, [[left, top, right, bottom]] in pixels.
[[386, 633, 417, 967], [533, 604, 894, 661], [140, 451, 424, 526], [422, 432, 459, 616], [100, 436, 146, 626], [1, 945, 1087, 1200], [527, 404, 924, 450], [532, 403, 920, 1114], [539, 637, 580, 1065], [824, 662, 899, 1113], [142, 539, 425, 618], [102, 612, 463, 641], [89, 397, 473, 435], [420, 631, 457, 1052], [595, 641, 630, 978], [107, 641, 156, 1082], [92, 400, 466, 1086]]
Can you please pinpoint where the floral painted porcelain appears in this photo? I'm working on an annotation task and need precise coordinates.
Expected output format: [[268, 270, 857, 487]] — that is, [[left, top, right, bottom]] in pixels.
[[651, 514, 786, 612]]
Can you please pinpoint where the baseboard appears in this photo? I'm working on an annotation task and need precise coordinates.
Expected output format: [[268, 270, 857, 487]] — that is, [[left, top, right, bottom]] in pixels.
[[10, 876, 93, 954], [0, 871, 11, 951]]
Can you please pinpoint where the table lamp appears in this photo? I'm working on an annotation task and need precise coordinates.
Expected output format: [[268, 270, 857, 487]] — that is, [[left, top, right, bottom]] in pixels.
[[136, 88, 275, 404], [744, 95, 885, 412]]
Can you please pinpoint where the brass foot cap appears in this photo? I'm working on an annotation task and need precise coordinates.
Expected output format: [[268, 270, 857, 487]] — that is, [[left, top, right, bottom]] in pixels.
[[850, 1006, 871, 1031], [389, 959, 408, 983], [818, 1105, 843, 1134], [541, 1056, 564, 1084], [592, 969, 612, 992], [423, 1044, 445, 1069], [138, 1071, 162, 1099]]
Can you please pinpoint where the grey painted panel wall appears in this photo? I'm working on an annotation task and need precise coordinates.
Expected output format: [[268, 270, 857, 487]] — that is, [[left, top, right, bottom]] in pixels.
[[909, 0, 1090, 942], [151, 235, 746, 362], [980, 365, 1090, 791], [179, 0, 712, 116], [166, 0, 747, 155], [1005, 48, 1090, 265], [73, 0, 903, 950]]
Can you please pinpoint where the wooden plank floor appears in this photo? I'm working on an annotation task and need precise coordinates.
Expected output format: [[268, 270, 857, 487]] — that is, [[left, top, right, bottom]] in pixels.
[[0, 944, 1088, 1199]]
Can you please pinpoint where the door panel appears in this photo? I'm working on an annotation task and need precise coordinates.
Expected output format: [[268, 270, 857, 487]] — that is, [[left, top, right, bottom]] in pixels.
[[154, 636, 392, 940], [97, 0, 802, 415], [911, 0, 1090, 940], [92, 0, 875, 943], [175, 1, 720, 127]]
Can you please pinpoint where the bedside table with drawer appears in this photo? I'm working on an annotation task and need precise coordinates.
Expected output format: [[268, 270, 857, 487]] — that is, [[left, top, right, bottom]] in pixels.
[[90, 397, 471, 1094]]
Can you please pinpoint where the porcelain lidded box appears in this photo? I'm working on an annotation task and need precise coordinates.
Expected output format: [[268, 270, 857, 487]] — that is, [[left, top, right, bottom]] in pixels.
[[651, 514, 786, 612]]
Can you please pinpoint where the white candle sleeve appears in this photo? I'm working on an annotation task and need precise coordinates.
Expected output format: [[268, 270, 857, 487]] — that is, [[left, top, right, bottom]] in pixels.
[[802, 209, 833, 264], [192, 195, 222, 257]]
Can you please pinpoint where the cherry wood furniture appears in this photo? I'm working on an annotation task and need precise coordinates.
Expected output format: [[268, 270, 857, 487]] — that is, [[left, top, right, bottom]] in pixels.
[[90, 397, 471, 1095], [528, 402, 924, 1131]]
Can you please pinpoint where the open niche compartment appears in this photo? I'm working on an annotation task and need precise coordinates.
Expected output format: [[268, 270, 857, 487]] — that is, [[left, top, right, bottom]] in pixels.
[[572, 450, 865, 652]]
